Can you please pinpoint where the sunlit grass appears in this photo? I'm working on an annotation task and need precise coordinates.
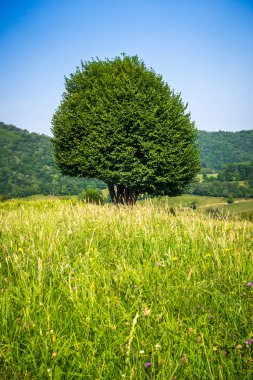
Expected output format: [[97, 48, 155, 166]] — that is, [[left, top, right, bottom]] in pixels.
[[0, 199, 252, 379]]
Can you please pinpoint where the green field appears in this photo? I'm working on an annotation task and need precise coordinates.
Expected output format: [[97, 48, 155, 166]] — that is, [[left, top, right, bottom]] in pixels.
[[8, 193, 253, 218], [146, 194, 253, 215], [147, 194, 227, 208], [0, 198, 253, 379], [222, 200, 253, 214]]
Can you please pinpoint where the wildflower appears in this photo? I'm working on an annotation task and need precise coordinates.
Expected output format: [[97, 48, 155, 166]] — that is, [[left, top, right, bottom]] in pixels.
[[51, 351, 57, 358], [205, 253, 211, 258], [246, 282, 253, 287], [155, 262, 165, 267], [236, 344, 243, 349], [139, 350, 145, 354], [182, 354, 189, 364], [172, 256, 178, 261], [196, 305, 202, 309], [144, 362, 152, 367], [155, 343, 161, 350], [143, 306, 151, 316], [246, 339, 253, 345], [209, 315, 215, 319], [2, 243, 8, 252], [17, 247, 23, 252]]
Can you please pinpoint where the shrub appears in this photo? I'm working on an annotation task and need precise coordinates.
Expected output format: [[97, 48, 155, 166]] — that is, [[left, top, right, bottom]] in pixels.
[[191, 201, 197, 210], [78, 189, 105, 204], [227, 194, 234, 204], [0, 194, 8, 202]]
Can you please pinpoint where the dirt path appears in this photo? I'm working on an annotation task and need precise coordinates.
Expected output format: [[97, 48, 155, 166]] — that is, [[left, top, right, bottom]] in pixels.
[[200, 202, 227, 208], [199, 199, 252, 209]]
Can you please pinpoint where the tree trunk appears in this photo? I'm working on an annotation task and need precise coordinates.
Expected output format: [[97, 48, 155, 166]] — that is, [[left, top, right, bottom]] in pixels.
[[108, 182, 116, 204], [107, 183, 138, 205]]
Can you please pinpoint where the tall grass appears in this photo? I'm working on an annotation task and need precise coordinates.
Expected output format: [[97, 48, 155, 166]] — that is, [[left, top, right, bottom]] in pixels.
[[0, 199, 252, 379]]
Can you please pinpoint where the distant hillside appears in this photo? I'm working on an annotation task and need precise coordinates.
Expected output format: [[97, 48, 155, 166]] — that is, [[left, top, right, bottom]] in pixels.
[[0, 122, 253, 198], [198, 130, 253, 169], [0, 122, 105, 198]]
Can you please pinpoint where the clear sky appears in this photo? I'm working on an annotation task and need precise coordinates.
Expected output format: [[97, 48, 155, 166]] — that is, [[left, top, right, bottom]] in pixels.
[[1, 0, 253, 135]]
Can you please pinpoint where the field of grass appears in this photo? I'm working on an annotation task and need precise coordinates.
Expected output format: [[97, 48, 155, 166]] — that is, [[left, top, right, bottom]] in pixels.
[[149, 194, 227, 208], [222, 200, 253, 214], [149, 194, 253, 217], [0, 198, 253, 379]]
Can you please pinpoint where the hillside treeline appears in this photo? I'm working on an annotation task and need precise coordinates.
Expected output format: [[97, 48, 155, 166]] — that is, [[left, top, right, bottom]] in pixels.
[[199, 130, 253, 169], [1, 122, 253, 199], [0, 122, 106, 199]]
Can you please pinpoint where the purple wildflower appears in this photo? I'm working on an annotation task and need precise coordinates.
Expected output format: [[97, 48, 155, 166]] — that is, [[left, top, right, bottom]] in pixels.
[[196, 305, 202, 309], [246, 282, 253, 287], [144, 362, 152, 367], [246, 339, 253, 345]]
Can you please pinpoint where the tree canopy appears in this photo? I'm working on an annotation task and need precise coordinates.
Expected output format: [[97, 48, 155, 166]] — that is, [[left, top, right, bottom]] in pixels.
[[52, 55, 200, 204]]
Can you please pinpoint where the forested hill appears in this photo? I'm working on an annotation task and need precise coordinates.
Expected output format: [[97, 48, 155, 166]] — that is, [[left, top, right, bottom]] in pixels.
[[199, 130, 253, 169], [0, 122, 253, 198], [0, 122, 105, 198]]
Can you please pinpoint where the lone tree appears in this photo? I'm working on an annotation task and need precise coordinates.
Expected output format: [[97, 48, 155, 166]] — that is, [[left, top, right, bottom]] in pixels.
[[52, 55, 200, 204]]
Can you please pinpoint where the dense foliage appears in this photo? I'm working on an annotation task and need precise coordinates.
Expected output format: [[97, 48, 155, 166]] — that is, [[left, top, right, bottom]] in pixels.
[[0, 122, 105, 198], [190, 179, 253, 198], [1, 121, 253, 200], [52, 55, 200, 204], [198, 130, 253, 169], [189, 161, 253, 198], [217, 162, 253, 184]]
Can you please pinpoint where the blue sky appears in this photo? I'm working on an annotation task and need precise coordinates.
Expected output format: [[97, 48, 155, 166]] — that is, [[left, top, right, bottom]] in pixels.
[[1, 0, 253, 135]]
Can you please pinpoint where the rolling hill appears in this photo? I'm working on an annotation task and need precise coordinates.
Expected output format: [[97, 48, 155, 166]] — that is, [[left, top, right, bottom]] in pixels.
[[199, 129, 253, 169], [0, 122, 105, 198]]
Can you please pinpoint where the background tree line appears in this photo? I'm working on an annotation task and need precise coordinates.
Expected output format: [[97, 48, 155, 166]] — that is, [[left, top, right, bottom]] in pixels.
[[0, 122, 106, 199], [199, 130, 253, 169], [1, 122, 253, 199], [189, 161, 253, 198]]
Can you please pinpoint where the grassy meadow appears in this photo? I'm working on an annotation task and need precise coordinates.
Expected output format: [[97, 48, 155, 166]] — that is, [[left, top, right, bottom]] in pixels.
[[0, 198, 253, 379]]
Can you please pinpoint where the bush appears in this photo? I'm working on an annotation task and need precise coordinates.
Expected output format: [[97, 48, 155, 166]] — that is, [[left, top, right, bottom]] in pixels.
[[78, 189, 105, 205], [191, 201, 197, 210], [227, 194, 234, 204]]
